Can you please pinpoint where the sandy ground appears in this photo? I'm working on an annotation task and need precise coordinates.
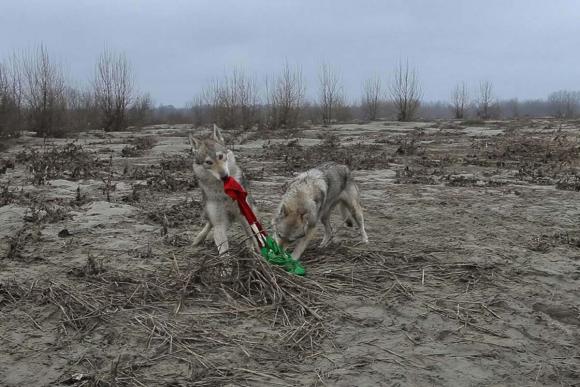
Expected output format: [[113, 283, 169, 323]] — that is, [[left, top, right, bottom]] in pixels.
[[1, 119, 580, 386]]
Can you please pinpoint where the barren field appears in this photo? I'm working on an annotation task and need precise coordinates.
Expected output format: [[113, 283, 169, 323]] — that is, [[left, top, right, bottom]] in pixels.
[[1, 119, 580, 386]]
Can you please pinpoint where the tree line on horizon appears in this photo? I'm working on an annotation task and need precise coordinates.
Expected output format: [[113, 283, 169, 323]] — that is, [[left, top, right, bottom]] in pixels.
[[1, 45, 579, 138]]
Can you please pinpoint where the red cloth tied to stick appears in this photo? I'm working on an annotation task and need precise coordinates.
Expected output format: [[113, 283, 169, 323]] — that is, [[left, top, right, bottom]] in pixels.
[[222, 176, 306, 276], [223, 176, 266, 245]]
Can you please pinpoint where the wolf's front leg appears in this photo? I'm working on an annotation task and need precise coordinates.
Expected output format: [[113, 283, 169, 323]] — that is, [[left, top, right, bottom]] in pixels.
[[213, 224, 229, 255], [291, 227, 317, 260], [193, 222, 212, 246]]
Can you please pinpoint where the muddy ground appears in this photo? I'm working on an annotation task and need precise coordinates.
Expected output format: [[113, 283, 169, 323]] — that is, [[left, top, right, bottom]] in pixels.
[[1, 119, 579, 386]]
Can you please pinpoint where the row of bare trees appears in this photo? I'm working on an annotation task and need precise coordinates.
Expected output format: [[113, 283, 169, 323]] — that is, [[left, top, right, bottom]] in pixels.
[[192, 63, 311, 130], [191, 59, 579, 129], [198, 69, 260, 130], [359, 61, 422, 122], [192, 61, 424, 130], [0, 45, 150, 137], [3, 47, 579, 137], [548, 90, 580, 119], [450, 80, 499, 120]]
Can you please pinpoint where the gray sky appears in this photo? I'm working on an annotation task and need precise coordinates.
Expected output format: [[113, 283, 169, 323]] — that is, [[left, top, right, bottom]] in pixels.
[[1, 0, 579, 106]]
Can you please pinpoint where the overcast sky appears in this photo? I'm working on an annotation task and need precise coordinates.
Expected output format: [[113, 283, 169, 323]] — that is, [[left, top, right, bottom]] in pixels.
[[1, 0, 579, 106]]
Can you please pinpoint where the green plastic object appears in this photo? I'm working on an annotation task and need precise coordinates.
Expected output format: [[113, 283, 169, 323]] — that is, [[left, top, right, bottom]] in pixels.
[[222, 175, 305, 276], [260, 235, 306, 276]]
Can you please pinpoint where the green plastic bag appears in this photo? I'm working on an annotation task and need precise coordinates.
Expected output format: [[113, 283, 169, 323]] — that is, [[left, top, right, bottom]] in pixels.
[[260, 235, 305, 276]]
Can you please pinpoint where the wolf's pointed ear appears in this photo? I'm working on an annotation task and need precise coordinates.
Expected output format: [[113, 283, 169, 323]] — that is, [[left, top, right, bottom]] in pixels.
[[226, 150, 236, 163], [188, 134, 200, 152], [279, 204, 288, 217], [213, 124, 225, 144]]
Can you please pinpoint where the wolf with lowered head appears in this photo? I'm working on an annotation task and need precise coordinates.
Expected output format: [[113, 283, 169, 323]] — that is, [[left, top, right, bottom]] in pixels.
[[189, 124, 258, 255], [272, 162, 369, 260]]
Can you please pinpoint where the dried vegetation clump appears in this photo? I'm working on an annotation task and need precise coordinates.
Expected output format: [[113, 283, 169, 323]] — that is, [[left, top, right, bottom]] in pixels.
[[468, 131, 580, 188], [131, 158, 197, 192], [394, 126, 580, 190], [121, 135, 158, 157], [260, 133, 391, 174], [2, 239, 510, 384], [16, 142, 104, 184], [474, 132, 579, 163], [159, 153, 191, 171], [0, 247, 338, 384], [0, 158, 15, 175], [0, 181, 17, 206], [146, 198, 204, 228]]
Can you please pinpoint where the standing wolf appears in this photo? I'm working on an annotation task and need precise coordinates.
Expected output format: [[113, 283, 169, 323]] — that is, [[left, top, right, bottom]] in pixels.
[[272, 162, 369, 260], [189, 124, 258, 255]]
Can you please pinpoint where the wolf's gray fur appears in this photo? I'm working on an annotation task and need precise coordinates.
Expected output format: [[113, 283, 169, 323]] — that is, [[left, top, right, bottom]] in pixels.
[[189, 124, 258, 255], [272, 162, 368, 260]]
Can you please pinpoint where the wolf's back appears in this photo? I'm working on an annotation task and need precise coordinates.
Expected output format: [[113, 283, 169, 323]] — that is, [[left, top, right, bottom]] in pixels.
[[318, 162, 351, 191]]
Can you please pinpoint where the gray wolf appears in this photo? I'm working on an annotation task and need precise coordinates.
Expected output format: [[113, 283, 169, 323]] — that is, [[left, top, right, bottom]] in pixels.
[[189, 124, 258, 254], [272, 162, 369, 260]]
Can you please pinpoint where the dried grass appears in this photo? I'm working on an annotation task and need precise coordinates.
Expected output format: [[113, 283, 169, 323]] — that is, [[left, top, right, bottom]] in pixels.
[[16, 142, 105, 185], [473, 132, 580, 163], [260, 139, 390, 174], [0, 235, 539, 385]]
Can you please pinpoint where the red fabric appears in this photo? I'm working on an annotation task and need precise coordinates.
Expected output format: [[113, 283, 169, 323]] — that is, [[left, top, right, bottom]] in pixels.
[[223, 176, 266, 238]]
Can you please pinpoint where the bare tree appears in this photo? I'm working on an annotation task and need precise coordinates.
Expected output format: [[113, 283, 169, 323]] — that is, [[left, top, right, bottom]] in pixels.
[[450, 82, 468, 119], [301, 101, 321, 125], [548, 90, 579, 119], [389, 61, 422, 121], [202, 79, 223, 126], [202, 68, 259, 129], [65, 85, 99, 131], [318, 63, 343, 124], [7, 54, 24, 126], [0, 62, 7, 95], [361, 75, 382, 121], [234, 69, 260, 130], [504, 98, 520, 118], [0, 61, 18, 136], [128, 93, 153, 127], [93, 48, 134, 131], [189, 95, 207, 127], [266, 61, 306, 129], [0, 62, 9, 136], [334, 95, 353, 123], [22, 45, 68, 136], [476, 80, 495, 120]]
